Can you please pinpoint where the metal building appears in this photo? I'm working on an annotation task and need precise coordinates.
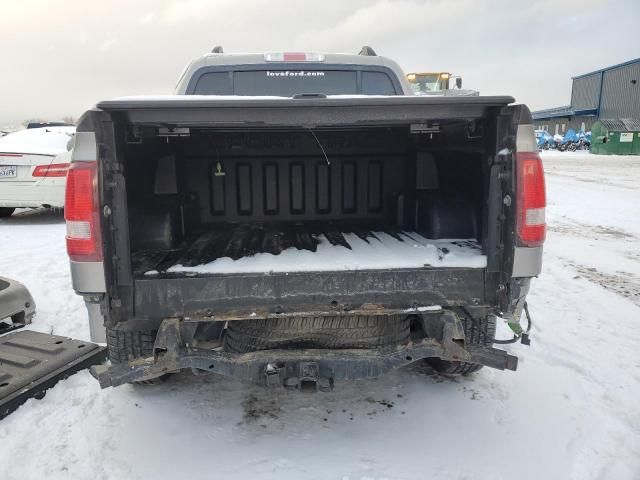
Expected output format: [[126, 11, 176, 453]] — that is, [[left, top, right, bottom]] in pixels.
[[532, 58, 640, 136]]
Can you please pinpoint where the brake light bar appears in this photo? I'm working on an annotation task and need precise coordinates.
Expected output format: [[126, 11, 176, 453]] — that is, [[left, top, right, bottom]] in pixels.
[[32, 163, 69, 177], [264, 52, 325, 62], [64, 161, 102, 261], [516, 152, 546, 247]]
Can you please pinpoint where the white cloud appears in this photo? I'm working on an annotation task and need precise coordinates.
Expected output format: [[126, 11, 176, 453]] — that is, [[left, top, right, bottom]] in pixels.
[[0, 0, 638, 124], [99, 37, 119, 53], [160, 0, 242, 24], [296, 0, 479, 50], [139, 12, 156, 25]]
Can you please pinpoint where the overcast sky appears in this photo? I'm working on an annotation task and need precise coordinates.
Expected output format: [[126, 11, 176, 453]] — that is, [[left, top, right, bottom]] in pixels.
[[1, 0, 639, 126]]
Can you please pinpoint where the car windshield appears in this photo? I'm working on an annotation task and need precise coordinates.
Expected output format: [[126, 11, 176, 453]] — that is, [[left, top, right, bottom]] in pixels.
[[192, 68, 398, 96]]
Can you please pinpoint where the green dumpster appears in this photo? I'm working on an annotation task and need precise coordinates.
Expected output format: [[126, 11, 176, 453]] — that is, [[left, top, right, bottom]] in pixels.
[[591, 118, 640, 155]]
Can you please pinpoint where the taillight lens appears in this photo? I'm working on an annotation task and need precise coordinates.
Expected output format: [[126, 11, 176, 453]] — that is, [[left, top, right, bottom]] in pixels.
[[32, 163, 70, 177], [64, 161, 102, 261], [516, 152, 546, 247]]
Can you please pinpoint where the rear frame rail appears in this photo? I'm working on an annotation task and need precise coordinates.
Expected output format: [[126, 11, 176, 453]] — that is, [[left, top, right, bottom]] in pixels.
[[91, 314, 517, 389]]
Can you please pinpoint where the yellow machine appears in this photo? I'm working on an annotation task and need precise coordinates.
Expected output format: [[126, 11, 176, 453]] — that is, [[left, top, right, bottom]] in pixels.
[[406, 72, 461, 93]]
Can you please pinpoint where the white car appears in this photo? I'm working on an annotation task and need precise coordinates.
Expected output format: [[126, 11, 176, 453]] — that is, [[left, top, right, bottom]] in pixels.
[[0, 126, 75, 217]]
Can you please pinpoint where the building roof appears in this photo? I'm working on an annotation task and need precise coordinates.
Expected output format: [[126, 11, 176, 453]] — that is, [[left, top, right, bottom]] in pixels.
[[598, 118, 640, 131], [533, 58, 640, 122], [531, 105, 574, 120], [572, 58, 640, 80]]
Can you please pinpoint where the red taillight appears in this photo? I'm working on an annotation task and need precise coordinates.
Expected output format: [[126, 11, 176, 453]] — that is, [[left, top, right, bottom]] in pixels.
[[32, 163, 70, 177], [64, 161, 102, 261], [516, 152, 546, 247]]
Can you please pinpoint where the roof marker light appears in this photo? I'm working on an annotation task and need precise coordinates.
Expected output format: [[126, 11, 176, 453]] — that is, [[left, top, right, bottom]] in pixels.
[[264, 52, 325, 62]]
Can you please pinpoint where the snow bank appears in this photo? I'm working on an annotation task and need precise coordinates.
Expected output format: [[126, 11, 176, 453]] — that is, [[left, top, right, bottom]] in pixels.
[[162, 233, 486, 275], [0, 126, 75, 155]]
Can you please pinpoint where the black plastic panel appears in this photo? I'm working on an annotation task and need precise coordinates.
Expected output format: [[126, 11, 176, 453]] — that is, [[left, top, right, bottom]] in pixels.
[[316, 163, 331, 214], [289, 163, 304, 214], [264, 163, 278, 214], [211, 171, 225, 215], [368, 161, 383, 212], [0, 331, 106, 419], [236, 163, 253, 215], [206, 155, 401, 221], [342, 162, 357, 213]]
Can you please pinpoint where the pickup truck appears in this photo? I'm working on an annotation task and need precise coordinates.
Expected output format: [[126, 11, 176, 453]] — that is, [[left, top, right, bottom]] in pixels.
[[67, 48, 545, 390]]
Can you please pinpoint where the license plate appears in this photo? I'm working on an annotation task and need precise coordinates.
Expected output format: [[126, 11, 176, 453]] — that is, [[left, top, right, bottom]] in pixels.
[[0, 165, 17, 178]]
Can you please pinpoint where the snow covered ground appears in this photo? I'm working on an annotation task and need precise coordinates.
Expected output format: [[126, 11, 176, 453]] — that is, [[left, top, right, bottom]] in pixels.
[[0, 151, 639, 480]]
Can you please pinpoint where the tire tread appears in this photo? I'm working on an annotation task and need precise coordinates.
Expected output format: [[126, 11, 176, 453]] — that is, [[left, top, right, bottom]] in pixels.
[[224, 315, 410, 353]]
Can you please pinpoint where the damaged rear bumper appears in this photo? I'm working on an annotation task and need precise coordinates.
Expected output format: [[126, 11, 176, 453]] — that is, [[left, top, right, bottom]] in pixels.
[[91, 313, 518, 390]]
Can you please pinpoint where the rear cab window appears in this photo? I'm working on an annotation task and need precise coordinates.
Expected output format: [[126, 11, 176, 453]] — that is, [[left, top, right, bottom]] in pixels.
[[190, 65, 400, 96]]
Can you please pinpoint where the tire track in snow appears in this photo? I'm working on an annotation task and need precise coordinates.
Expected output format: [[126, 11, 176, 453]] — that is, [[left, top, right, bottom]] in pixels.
[[546, 218, 640, 306], [569, 264, 640, 307], [548, 221, 636, 241]]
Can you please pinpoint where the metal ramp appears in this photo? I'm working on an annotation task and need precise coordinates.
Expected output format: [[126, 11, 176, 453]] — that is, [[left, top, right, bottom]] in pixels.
[[0, 330, 107, 419]]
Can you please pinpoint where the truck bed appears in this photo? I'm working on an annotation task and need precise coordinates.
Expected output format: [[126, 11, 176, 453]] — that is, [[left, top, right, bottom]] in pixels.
[[92, 94, 518, 324]]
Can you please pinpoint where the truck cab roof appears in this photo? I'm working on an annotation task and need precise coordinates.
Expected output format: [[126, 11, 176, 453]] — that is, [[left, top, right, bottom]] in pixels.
[[174, 51, 414, 96]]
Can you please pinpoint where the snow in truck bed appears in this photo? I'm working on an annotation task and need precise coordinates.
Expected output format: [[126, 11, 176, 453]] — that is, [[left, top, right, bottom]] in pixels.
[[154, 232, 486, 275]]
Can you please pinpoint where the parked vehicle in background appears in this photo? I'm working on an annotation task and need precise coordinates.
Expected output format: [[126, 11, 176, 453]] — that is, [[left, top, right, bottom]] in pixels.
[[26, 121, 74, 130], [0, 126, 75, 217], [406, 71, 462, 93], [0, 129, 16, 138], [68, 47, 544, 390]]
